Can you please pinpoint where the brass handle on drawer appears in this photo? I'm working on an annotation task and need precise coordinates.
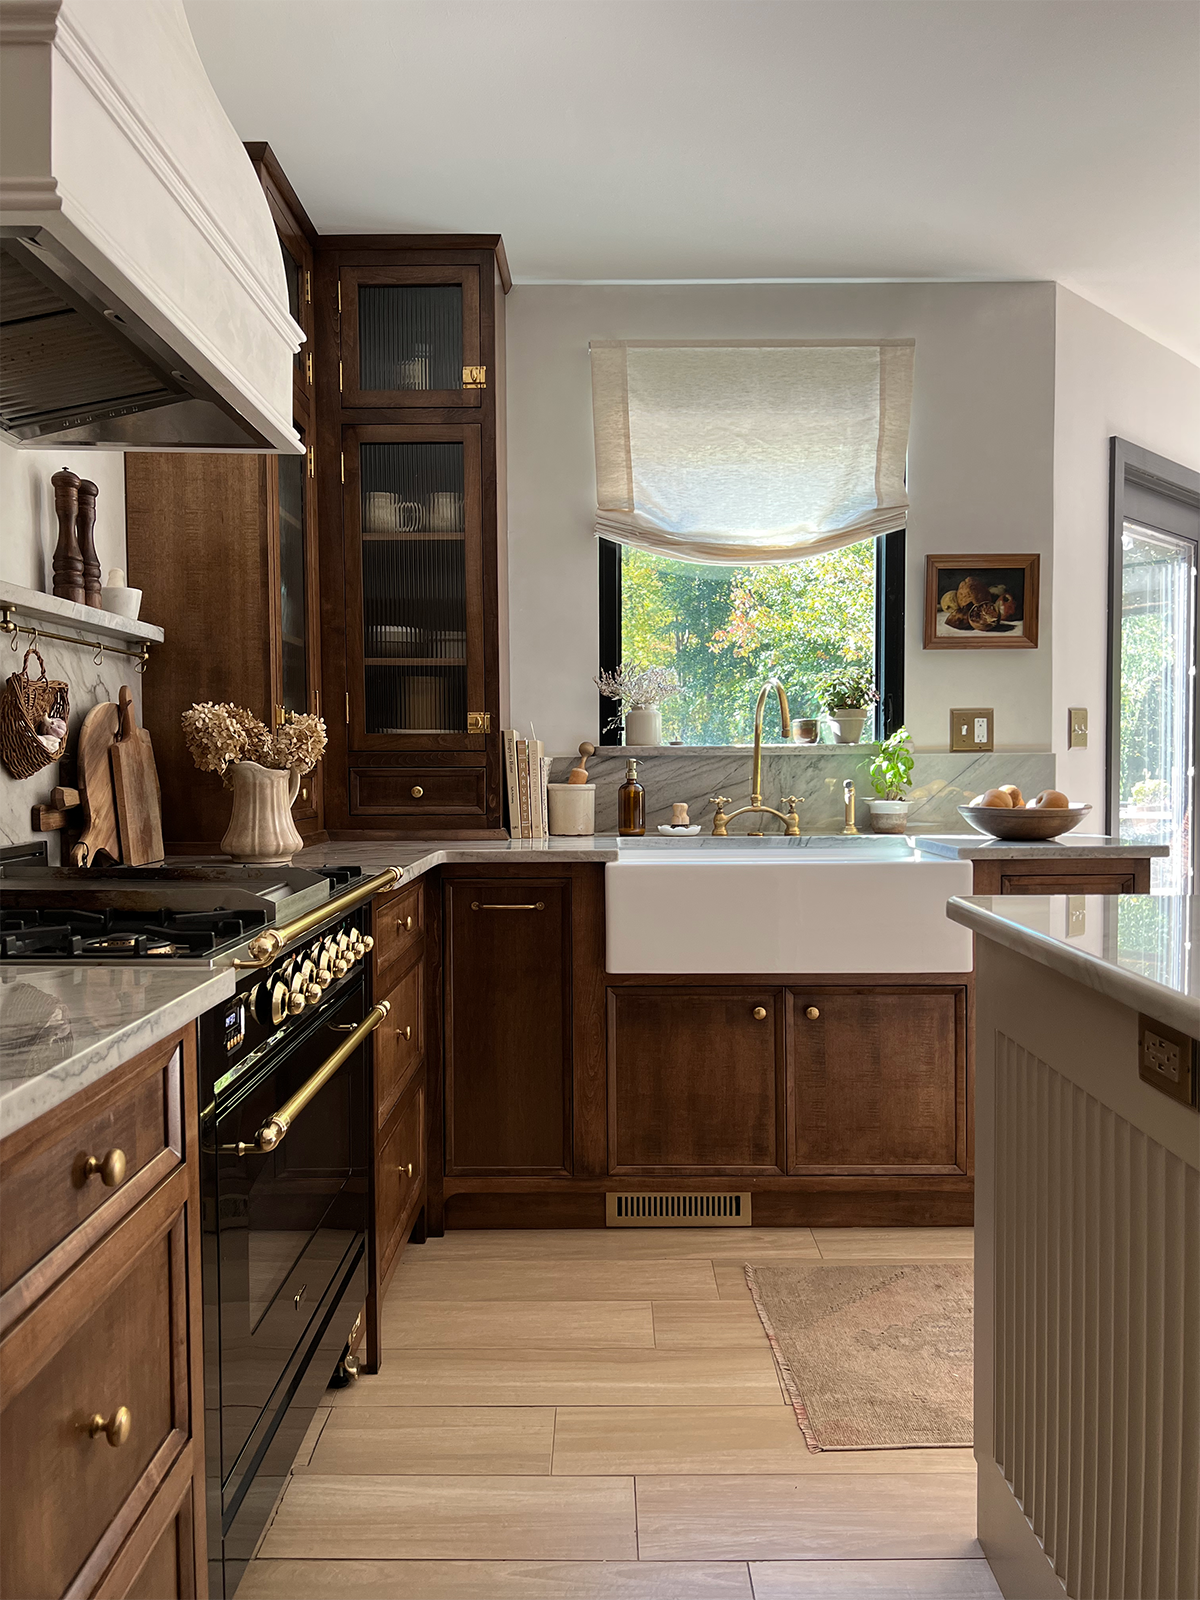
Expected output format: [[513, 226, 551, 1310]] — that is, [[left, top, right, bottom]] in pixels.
[[411, 785, 423, 798], [397, 1024, 412, 1041], [223, 1003, 390, 1155], [294, 1284, 307, 1310], [805, 1006, 820, 1020], [471, 902, 545, 911], [400, 1161, 414, 1177], [233, 867, 402, 966], [398, 915, 413, 933], [752, 1006, 767, 1021], [80, 1148, 127, 1187], [87, 1406, 131, 1447]]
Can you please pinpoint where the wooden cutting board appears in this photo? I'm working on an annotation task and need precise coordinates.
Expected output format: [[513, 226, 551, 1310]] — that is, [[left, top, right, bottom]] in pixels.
[[109, 685, 164, 866], [71, 701, 121, 868]]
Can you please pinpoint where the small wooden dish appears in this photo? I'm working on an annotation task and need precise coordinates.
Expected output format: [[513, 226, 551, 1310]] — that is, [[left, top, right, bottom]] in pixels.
[[957, 803, 1091, 841]]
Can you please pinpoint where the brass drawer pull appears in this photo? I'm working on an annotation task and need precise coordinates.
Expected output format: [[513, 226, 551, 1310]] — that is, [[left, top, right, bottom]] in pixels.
[[400, 1161, 414, 1177], [398, 915, 413, 933], [752, 1006, 767, 1021], [411, 786, 424, 798], [294, 1283, 307, 1310], [471, 902, 545, 911], [223, 1003, 390, 1155], [397, 1024, 412, 1041], [805, 1006, 820, 1020], [87, 1406, 131, 1448], [80, 1148, 127, 1188]]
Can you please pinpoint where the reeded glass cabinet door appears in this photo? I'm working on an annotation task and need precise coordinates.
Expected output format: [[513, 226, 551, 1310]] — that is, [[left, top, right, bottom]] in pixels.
[[340, 267, 483, 408], [344, 426, 484, 748]]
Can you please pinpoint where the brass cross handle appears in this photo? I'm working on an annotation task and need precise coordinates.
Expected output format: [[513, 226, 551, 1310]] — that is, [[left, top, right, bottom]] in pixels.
[[709, 797, 731, 837]]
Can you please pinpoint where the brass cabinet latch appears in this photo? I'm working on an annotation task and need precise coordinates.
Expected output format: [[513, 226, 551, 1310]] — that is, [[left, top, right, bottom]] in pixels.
[[306, 351, 314, 385], [467, 711, 491, 733], [462, 366, 486, 389]]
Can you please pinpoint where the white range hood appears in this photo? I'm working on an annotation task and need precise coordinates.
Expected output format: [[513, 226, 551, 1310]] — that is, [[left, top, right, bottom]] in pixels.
[[0, 0, 301, 451]]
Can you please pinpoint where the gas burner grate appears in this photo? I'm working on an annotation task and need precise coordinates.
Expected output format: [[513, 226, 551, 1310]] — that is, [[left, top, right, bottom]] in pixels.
[[0, 905, 271, 960]]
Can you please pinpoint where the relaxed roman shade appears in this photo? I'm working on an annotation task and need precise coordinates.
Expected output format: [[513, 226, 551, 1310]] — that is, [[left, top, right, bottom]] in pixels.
[[590, 339, 914, 565]]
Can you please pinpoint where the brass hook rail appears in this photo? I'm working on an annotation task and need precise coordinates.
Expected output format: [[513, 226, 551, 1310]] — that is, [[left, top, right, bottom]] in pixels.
[[1, 606, 151, 672]]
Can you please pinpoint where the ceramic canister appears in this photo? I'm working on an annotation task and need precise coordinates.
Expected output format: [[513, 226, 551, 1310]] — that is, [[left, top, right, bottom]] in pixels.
[[547, 783, 595, 836]]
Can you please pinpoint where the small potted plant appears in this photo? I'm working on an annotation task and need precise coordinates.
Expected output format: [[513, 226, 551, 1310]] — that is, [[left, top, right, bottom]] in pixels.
[[182, 701, 327, 863], [866, 725, 915, 833], [593, 664, 682, 746], [814, 666, 879, 744]]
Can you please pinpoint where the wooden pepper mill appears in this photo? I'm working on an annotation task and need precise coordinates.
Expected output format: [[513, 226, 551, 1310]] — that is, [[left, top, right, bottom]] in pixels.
[[51, 467, 85, 604], [75, 478, 102, 607]]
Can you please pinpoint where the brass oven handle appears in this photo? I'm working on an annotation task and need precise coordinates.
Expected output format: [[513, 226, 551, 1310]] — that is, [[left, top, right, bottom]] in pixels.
[[224, 1002, 390, 1155], [87, 1406, 131, 1447], [471, 902, 545, 911], [231, 868, 402, 967]]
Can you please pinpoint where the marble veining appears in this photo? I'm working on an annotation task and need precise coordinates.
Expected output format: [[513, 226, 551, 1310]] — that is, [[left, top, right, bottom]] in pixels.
[[917, 833, 1169, 860], [0, 965, 235, 1138], [948, 894, 1199, 1039]]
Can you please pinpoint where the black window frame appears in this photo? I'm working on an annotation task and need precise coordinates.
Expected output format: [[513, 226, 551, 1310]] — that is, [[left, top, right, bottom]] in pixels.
[[598, 530, 906, 744]]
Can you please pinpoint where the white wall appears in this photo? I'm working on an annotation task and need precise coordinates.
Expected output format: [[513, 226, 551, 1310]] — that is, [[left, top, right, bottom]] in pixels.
[[505, 281, 1057, 755], [1052, 288, 1200, 814], [0, 438, 126, 590]]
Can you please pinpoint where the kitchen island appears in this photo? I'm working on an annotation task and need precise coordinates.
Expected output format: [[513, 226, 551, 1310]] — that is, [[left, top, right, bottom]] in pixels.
[[947, 893, 1198, 1600]]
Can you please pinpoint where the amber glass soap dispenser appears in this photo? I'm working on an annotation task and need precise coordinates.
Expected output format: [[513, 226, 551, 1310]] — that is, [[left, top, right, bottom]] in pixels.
[[618, 758, 645, 836]]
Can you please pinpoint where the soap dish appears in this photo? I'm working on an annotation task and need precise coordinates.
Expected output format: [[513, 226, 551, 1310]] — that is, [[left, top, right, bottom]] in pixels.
[[656, 824, 702, 835]]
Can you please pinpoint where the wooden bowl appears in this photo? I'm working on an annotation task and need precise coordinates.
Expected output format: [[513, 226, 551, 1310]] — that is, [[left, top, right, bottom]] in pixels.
[[957, 803, 1092, 841]]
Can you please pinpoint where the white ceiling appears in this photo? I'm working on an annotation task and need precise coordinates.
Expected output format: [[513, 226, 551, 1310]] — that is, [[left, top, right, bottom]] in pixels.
[[184, 0, 1200, 362]]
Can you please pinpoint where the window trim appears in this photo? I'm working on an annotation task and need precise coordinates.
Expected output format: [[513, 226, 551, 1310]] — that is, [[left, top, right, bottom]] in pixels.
[[598, 532, 905, 745]]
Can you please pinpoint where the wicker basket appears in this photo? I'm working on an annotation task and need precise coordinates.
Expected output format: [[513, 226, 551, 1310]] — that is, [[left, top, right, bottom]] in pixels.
[[0, 646, 70, 780]]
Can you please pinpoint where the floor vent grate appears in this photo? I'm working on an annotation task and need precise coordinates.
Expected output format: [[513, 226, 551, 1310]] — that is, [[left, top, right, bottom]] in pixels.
[[605, 1192, 752, 1227]]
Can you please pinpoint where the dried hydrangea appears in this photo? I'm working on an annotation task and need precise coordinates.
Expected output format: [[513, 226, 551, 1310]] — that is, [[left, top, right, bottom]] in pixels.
[[593, 664, 682, 712], [182, 702, 327, 784]]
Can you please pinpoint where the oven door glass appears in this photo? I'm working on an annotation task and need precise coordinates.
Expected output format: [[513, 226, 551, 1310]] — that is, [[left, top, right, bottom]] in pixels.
[[214, 980, 367, 1475]]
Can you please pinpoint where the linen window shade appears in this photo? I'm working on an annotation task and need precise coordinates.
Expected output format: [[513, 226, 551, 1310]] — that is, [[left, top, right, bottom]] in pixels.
[[589, 339, 914, 565]]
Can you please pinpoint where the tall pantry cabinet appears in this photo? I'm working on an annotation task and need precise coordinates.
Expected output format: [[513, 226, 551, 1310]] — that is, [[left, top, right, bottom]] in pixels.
[[314, 237, 510, 836]]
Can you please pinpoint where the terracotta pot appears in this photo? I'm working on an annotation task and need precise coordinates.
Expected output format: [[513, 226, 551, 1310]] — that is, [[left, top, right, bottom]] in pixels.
[[624, 707, 663, 746], [868, 799, 911, 835], [221, 761, 304, 863]]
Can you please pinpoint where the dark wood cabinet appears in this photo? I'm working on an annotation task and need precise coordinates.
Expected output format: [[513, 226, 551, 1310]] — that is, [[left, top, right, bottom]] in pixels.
[[970, 857, 1150, 895], [444, 879, 572, 1175], [607, 988, 786, 1175], [316, 238, 509, 836], [789, 987, 966, 1174], [126, 144, 323, 851]]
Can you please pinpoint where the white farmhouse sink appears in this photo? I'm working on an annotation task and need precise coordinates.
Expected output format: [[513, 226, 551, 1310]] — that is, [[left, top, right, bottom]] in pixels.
[[605, 838, 973, 973]]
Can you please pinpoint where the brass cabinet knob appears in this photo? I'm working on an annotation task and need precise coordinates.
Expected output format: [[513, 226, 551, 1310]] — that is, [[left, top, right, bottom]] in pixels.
[[287, 991, 306, 1016], [400, 1161, 414, 1177], [411, 785, 424, 799], [752, 1006, 767, 1021], [397, 1024, 412, 1042], [88, 1406, 131, 1447], [360, 934, 374, 953], [399, 915, 413, 934], [81, 1148, 127, 1188], [805, 1006, 820, 1020]]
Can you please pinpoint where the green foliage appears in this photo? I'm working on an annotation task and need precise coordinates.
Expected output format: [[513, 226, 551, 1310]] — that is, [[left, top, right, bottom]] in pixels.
[[620, 540, 876, 745], [867, 725, 915, 800], [812, 665, 878, 713], [1119, 610, 1171, 803]]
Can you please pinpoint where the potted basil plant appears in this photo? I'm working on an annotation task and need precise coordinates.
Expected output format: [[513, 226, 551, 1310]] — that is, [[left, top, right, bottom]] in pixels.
[[866, 725, 915, 834], [814, 667, 879, 744]]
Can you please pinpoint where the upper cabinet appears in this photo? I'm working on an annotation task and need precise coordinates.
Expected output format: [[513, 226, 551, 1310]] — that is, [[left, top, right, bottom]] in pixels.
[[316, 238, 510, 837]]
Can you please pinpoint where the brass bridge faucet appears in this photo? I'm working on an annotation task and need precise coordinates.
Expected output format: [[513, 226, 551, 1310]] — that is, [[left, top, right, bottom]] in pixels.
[[710, 677, 805, 836]]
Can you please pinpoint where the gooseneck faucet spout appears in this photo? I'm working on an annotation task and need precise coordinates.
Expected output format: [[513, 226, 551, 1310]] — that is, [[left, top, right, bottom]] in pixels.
[[709, 677, 804, 836]]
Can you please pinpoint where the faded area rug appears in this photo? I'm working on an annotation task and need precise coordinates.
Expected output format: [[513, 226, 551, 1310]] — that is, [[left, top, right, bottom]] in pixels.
[[745, 1260, 973, 1452]]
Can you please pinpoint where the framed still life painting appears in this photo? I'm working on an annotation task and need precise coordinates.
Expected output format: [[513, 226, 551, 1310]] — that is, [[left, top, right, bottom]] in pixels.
[[923, 553, 1040, 648]]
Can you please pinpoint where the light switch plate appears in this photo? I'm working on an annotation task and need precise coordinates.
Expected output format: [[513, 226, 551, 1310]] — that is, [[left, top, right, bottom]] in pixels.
[[1068, 707, 1088, 748], [950, 708, 994, 752]]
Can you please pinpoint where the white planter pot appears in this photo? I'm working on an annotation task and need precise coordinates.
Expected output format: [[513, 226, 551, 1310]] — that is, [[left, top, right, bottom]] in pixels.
[[827, 708, 870, 744], [624, 707, 662, 746], [221, 761, 305, 863], [869, 799, 911, 835], [547, 782, 596, 836]]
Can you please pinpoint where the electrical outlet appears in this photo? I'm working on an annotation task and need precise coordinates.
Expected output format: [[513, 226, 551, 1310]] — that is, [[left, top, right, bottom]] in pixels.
[[950, 708, 994, 752], [1068, 707, 1088, 749], [1138, 1013, 1196, 1106]]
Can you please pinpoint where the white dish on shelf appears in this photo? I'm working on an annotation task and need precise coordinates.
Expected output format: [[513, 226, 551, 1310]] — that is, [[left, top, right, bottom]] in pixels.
[[656, 824, 702, 835]]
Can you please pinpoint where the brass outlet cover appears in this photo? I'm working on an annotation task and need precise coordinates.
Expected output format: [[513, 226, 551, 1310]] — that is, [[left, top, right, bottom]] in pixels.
[[1068, 706, 1088, 748], [950, 708, 994, 752]]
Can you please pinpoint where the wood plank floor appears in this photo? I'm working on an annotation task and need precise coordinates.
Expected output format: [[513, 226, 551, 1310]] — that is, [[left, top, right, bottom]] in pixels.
[[237, 1226, 999, 1599]]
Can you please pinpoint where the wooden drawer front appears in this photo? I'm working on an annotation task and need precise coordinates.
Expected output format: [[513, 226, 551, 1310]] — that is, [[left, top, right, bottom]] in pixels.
[[608, 989, 785, 1174], [373, 880, 424, 985], [375, 960, 424, 1127], [376, 1073, 425, 1282], [1000, 871, 1135, 896], [0, 1173, 191, 1600], [0, 1038, 182, 1314], [790, 988, 964, 1174], [350, 765, 486, 817]]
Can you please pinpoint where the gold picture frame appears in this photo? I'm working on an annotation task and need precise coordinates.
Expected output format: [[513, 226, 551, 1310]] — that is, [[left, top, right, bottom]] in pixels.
[[924, 553, 1040, 649]]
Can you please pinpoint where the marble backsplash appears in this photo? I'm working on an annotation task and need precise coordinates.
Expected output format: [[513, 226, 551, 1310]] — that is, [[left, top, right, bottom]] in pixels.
[[548, 745, 1056, 835], [0, 635, 142, 866]]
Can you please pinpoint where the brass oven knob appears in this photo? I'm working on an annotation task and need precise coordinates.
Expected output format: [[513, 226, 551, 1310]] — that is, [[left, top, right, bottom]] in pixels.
[[752, 1006, 767, 1021], [271, 981, 291, 1025], [287, 990, 306, 1016], [360, 934, 374, 953], [303, 984, 322, 1006], [805, 1006, 820, 1020], [333, 959, 349, 978], [88, 1406, 131, 1448], [80, 1148, 127, 1188], [315, 967, 332, 989]]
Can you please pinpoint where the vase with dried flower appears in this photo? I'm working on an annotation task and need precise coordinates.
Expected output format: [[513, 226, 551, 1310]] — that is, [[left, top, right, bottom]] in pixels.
[[182, 702, 327, 863], [593, 664, 682, 746]]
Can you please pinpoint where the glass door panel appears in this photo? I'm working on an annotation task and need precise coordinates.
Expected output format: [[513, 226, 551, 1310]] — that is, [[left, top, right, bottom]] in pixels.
[[1116, 521, 1197, 892], [341, 267, 482, 408], [278, 446, 308, 717]]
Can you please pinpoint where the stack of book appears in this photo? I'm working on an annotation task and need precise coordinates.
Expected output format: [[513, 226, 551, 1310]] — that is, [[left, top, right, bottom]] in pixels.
[[502, 729, 553, 839]]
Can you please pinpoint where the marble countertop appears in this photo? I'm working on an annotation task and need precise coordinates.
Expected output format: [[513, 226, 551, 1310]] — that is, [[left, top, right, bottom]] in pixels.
[[0, 965, 235, 1139], [917, 832, 1169, 861], [948, 894, 1199, 1039]]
